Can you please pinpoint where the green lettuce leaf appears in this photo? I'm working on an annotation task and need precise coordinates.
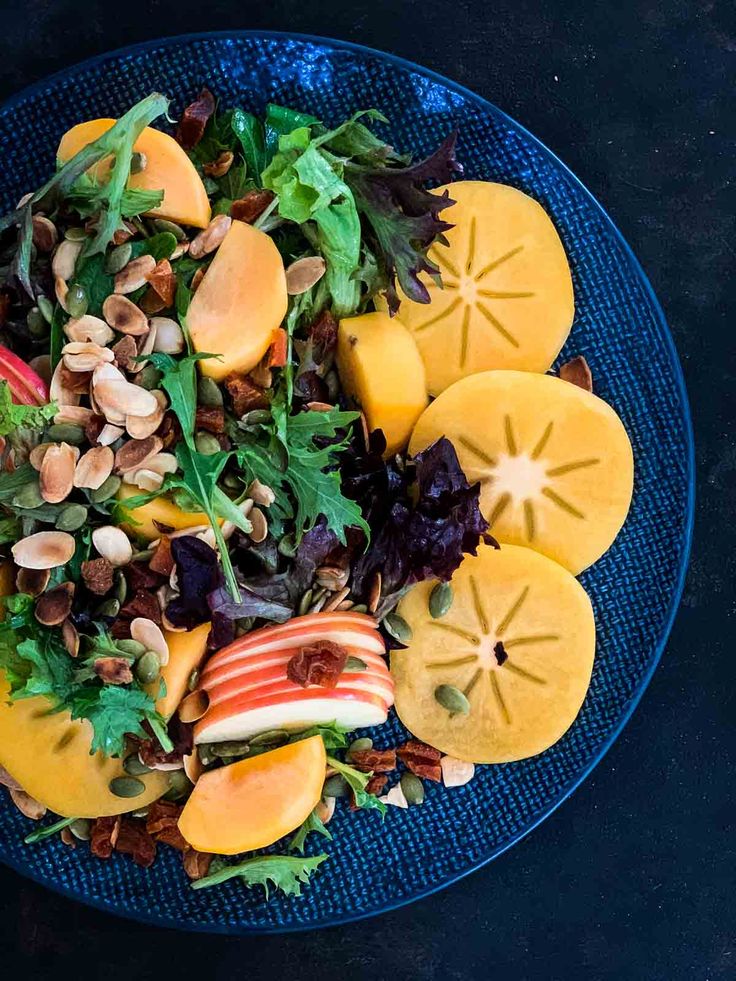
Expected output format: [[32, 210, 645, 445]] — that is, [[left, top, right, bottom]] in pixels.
[[288, 809, 332, 854], [0, 381, 57, 436], [191, 853, 328, 896]]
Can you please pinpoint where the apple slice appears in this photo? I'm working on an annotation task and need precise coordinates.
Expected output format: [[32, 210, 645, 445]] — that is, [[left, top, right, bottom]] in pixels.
[[201, 644, 388, 689], [206, 665, 395, 708], [0, 344, 49, 405], [195, 687, 390, 745]]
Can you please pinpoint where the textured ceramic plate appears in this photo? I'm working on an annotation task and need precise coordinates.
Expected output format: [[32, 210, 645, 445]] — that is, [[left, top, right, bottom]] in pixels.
[[0, 31, 694, 933]]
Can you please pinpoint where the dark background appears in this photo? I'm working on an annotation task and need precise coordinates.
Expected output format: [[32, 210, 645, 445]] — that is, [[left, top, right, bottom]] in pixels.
[[0, 2, 732, 979]]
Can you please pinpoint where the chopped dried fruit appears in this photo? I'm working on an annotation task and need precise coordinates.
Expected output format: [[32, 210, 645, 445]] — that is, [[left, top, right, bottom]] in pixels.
[[286, 640, 349, 688]]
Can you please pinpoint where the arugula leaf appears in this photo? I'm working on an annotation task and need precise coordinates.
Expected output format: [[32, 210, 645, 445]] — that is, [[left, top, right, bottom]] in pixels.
[[230, 109, 267, 182], [147, 352, 218, 445], [132, 231, 178, 263], [0, 514, 20, 544], [289, 809, 332, 854], [73, 254, 114, 317], [0, 381, 57, 436], [0, 463, 38, 502], [191, 853, 328, 896], [67, 683, 161, 757], [326, 756, 387, 815]]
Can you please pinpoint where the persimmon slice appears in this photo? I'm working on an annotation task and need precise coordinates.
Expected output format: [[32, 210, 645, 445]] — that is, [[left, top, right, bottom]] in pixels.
[[392, 181, 574, 395], [409, 370, 633, 574], [392, 544, 596, 763]]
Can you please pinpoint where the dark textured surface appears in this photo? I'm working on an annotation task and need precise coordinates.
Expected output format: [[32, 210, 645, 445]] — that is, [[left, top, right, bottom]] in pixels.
[[0, 1, 730, 977]]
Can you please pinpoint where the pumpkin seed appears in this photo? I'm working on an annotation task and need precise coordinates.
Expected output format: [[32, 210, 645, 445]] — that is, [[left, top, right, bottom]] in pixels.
[[351, 604, 369, 614], [66, 283, 88, 318], [135, 363, 162, 391], [90, 474, 122, 503], [240, 408, 272, 426], [324, 774, 350, 798], [153, 218, 186, 241], [95, 598, 121, 618], [384, 612, 413, 644], [109, 776, 145, 798], [69, 817, 92, 840], [434, 683, 470, 715], [130, 151, 147, 175], [345, 656, 367, 672], [278, 532, 297, 558], [298, 588, 313, 617], [197, 744, 217, 767], [400, 772, 425, 806], [105, 242, 133, 275], [27, 306, 48, 337], [249, 729, 290, 748], [123, 754, 153, 776], [210, 740, 251, 758], [348, 737, 373, 758], [37, 295, 54, 324], [135, 650, 160, 685], [64, 227, 88, 242], [194, 431, 221, 456], [113, 569, 128, 605], [197, 375, 223, 407], [47, 423, 85, 445], [55, 503, 88, 532], [164, 770, 191, 801], [117, 638, 146, 657], [187, 667, 200, 691], [12, 481, 44, 509], [324, 369, 340, 401], [429, 582, 454, 619]]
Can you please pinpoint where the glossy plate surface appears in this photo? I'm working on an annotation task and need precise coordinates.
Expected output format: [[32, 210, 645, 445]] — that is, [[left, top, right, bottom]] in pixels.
[[0, 31, 694, 933]]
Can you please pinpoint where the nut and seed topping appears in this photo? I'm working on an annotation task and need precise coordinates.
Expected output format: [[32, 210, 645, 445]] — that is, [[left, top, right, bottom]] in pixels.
[[125, 389, 166, 439], [102, 294, 149, 336], [62, 341, 115, 372], [39, 441, 77, 503], [114, 254, 156, 294], [64, 314, 115, 346], [92, 526, 134, 567], [52, 238, 82, 280], [203, 150, 234, 178], [35, 582, 75, 627], [130, 617, 169, 665], [285, 256, 327, 295], [12, 531, 76, 569], [73, 445, 115, 489], [188, 214, 232, 259], [114, 435, 163, 474]]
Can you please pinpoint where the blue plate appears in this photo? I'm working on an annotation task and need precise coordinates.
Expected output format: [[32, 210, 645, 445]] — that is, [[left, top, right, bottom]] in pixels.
[[0, 31, 694, 933]]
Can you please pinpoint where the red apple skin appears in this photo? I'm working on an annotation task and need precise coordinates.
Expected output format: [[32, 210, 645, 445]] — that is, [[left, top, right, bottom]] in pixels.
[[201, 644, 388, 689], [0, 344, 50, 405], [206, 665, 395, 708]]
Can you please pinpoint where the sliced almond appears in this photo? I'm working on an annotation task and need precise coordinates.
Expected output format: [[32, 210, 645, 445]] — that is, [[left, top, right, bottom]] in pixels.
[[9, 788, 47, 821], [62, 618, 80, 657], [203, 150, 234, 178], [123, 468, 164, 492], [248, 506, 268, 543], [113, 254, 156, 294], [315, 795, 336, 825], [141, 451, 177, 477], [178, 688, 208, 723], [125, 390, 166, 439], [49, 360, 80, 407], [32, 215, 58, 253], [171, 242, 189, 261], [97, 423, 125, 446], [114, 435, 163, 474], [93, 361, 126, 385], [12, 531, 76, 569], [16, 567, 50, 597], [64, 315, 115, 346], [246, 479, 275, 507], [73, 445, 114, 489], [39, 442, 77, 503], [130, 617, 169, 666], [285, 256, 326, 295], [111, 334, 138, 372], [52, 238, 82, 280], [440, 755, 475, 788], [29, 442, 54, 471], [54, 405, 94, 427], [129, 320, 157, 373], [151, 317, 185, 354], [102, 294, 149, 336], [379, 783, 408, 809], [54, 275, 70, 313], [183, 752, 203, 784], [188, 214, 232, 259], [92, 525, 133, 567], [35, 581, 75, 627], [62, 341, 115, 373], [94, 379, 159, 419]]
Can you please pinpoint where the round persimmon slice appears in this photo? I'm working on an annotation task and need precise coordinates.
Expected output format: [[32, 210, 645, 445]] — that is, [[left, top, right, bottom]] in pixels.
[[392, 543, 596, 763], [409, 370, 633, 574], [392, 180, 574, 395]]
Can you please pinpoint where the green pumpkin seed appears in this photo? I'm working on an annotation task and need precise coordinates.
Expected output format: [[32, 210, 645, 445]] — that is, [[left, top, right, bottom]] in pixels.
[[429, 582, 454, 620], [131, 548, 154, 563], [249, 729, 290, 748], [117, 639, 147, 657], [113, 570, 128, 605], [27, 306, 48, 337], [47, 423, 85, 445], [400, 772, 425, 805], [241, 408, 272, 427], [221, 472, 241, 491], [105, 242, 133, 274], [69, 817, 92, 840], [345, 656, 367, 672], [188, 668, 200, 692], [197, 375, 223, 407], [66, 283, 88, 318], [123, 754, 153, 776], [298, 589, 313, 617], [153, 218, 186, 241], [323, 774, 349, 798], [135, 363, 162, 390], [384, 612, 413, 644], [351, 604, 368, 614], [64, 227, 88, 242], [55, 503, 88, 532], [12, 481, 44, 509], [278, 533, 297, 558], [164, 770, 191, 801], [95, 598, 121, 618], [210, 740, 251, 758], [198, 745, 217, 767], [135, 650, 160, 685], [195, 431, 221, 456], [90, 474, 122, 503], [324, 369, 340, 401], [434, 683, 470, 715], [109, 776, 145, 798], [130, 151, 147, 175], [347, 737, 373, 758], [37, 296, 54, 324]]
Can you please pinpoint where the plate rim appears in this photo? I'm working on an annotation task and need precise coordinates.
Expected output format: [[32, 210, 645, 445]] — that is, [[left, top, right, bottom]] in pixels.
[[0, 29, 695, 934]]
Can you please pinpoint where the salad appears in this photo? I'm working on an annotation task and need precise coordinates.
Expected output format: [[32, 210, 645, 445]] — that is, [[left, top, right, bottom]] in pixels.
[[0, 89, 633, 900]]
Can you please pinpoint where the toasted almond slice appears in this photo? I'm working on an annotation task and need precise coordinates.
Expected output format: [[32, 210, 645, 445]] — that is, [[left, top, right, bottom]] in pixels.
[[52, 239, 82, 280], [62, 342, 115, 372], [171, 242, 189, 261], [39, 442, 77, 503], [379, 783, 408, 809], [188, 214, 232, 259], [32, 215, 58, 253], [54, 405, 94, 426], [92, 525, 133, 567], [142, 451, 177, 476], [94, 379, 159, 418], [183, 752, 203, 784], [114, 435, 163, 474], [55, 276, 70, 313], [29, 442, 54, 471], [114, 254, 156, 294], [130, 617, 169, 666], [64, 315, 115, 346], [12, 531, 76, 569], [315, 795, 336, 825], [151, 317, 185, 354], [249, 506, 268, 543], [102, 294, 148, 336], [178, 689, 208, 723], [440, 755, 475, 788], [49, 360, 80, 407], [285, 256, 326, 295], [10, 788, 47, 821], [97, 423, 125, 446], [73, 445, 114, 489], [16, 567, 50, 597], [128, 320, 158, 374], [62, 618, 80, 657], [125, 390, 166, 438], [122, 468, 163, 491], [93, 361, 126, 385], [246, 479, 275, 507]]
